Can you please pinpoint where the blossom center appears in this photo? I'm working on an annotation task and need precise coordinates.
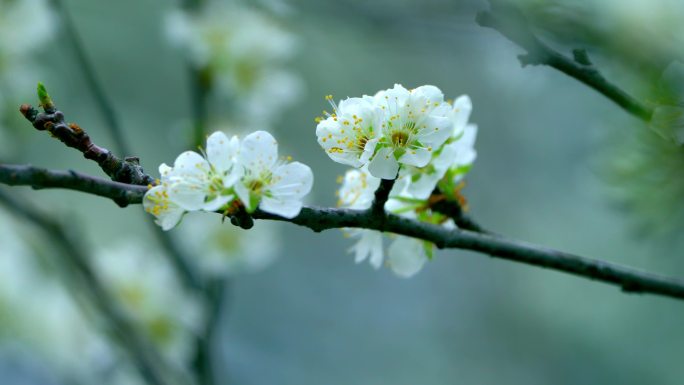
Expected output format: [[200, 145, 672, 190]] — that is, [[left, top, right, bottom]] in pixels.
[[391, 130, 410, 147]]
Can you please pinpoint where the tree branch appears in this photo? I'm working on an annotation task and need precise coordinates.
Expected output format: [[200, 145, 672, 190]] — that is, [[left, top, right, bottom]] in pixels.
[[0, 163, 147, 206], [19, 102, 154, 185], [3, 164, 684, 301], [476, 0, 653, 121]]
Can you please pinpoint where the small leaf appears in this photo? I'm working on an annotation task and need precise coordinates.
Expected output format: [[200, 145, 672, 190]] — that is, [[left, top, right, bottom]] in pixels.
[[36, 82, 54, 111]]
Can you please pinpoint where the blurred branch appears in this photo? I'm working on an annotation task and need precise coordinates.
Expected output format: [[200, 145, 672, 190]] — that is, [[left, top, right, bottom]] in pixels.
[[49, 0, 131, 156], [194, 277, 227, 385], [476, 1, 654, 121], [0, 188, 187, 385], [3, 164, 684, 301], [181, 0, 212, 149]]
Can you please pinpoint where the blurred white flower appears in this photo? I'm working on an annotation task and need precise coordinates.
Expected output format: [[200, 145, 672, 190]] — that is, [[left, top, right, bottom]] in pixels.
[[94, 241, 204, 367], [164, 3, 302, 125], [178, 213, 280, 277], [235, 130, 313, 218], [386, 235, 429, 278], [0, 0, 56, 92], [0, 210, 112, 380]]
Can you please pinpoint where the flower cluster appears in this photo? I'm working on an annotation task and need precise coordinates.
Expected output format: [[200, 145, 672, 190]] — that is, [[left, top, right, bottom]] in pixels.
[[322, 84, 478, 277], [144, 130, 313, 230]]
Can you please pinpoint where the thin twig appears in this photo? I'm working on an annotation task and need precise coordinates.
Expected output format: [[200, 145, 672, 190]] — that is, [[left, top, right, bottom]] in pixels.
[[0, 188, 186, 385], [476, 0, 653, 121], [3, 164, 684, 301], [193, 277, 227, 385]]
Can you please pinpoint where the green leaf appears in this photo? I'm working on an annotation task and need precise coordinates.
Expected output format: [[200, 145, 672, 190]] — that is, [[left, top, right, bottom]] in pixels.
[[36, 82, 54, 110]]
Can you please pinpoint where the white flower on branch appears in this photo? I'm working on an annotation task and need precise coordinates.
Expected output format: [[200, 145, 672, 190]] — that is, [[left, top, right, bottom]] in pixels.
[[368, 84, 456, 179], [165, 131, 242, 212], [145, 130, 313, 228], [235, 130, 313, 218], [336, 167, 438, 278], [316, 84, 472, 181], [403, 96, 476, 199], [143, 165, 185, 231], [316, 96, 384, 168]]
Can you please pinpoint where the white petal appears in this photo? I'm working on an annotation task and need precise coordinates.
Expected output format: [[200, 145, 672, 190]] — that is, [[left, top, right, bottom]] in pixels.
[[234, 182, 254, 211], [416, 115, 454, 147], [316, 118, 364, 167], [407, 172, 442, 200], [387, 237, 428, 278], [349, 230, 384, 268], [157, 207, 185, 231], [259, 197, 303, 218], [413, 85, 444, 105], [451, 95, 472, 132], [200, 194, 233, 212], [398, 147, 431, 168], [239, 130, 278, 172], [143, 186, 185, 230], [368, 147, 399, 179], [359, 137, 380, 165], [167, 181, 208, 211], [172, 151, 210, 177], [375, 84, 410, 107], [207, 132, 239, 173], [159, 163, 173, 178], [269, 162, 314, 200]]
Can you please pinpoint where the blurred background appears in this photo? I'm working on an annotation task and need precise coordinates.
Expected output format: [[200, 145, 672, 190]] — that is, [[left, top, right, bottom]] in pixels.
[[1, 0, 684, 384]]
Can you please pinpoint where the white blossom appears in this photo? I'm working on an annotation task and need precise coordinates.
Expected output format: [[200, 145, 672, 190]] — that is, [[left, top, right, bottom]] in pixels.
[[405, 95, 476, 199], [386, 236, 430, 278], [143, 165, 185, 230], [316, 96, 383, 168], [337, 168, 384, 268], [235, 130, 313, 218], [164, 131, 241, 212], [367, 84, 455, 179]]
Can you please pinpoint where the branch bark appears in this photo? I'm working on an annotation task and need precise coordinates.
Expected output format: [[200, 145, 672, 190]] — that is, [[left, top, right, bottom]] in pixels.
[[476, 0, 653, 121], [3, 164, 683, 301]]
